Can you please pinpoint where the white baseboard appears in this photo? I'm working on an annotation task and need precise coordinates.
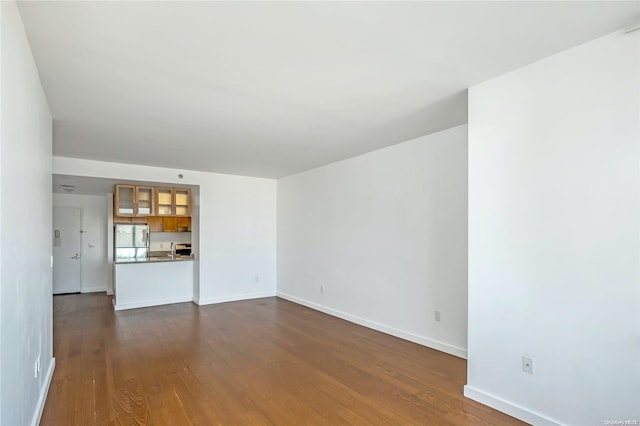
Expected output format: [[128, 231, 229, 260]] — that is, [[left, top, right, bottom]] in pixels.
[[194, 291, 276, 306], [464, 385, 562, 426], [276, 292, 467, 359], [81, 287, 107, 293], [114, 296, 193, 311], [31, 357, 55, 426]]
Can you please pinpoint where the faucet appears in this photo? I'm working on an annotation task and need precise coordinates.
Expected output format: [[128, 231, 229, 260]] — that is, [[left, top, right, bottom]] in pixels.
[[170, 242, 175, 258]]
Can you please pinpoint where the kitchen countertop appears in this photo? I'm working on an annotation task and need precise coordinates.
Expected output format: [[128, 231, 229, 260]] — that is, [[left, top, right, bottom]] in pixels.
[[115, 256, 195, 264]]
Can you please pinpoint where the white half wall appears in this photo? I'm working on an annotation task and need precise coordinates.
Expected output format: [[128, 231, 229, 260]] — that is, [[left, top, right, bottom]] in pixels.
[[1, 1, 54, 425], [52, 157, 277, 305], [114, 261, 193, 311], [53, 193, 109, 293], [277, 124, 468, 358], [466, 31, 640, 425]]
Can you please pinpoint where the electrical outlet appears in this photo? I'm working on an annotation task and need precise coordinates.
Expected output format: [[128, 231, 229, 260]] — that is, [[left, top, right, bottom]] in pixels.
[[37, 355, 41, 375], [160, 243, 164, 249], [522, 356, 534, 374], [320, 285, 324, 294], [434, 311, 441, 322], [255, 275, 259, 283], [34, 358, 39, 378]]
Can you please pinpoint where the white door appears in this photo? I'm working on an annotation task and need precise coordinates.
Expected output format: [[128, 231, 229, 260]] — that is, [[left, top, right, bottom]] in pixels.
[[53, 207, 82, 294]]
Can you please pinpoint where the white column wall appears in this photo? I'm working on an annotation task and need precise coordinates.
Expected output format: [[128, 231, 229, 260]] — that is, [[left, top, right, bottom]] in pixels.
[[466, 31, 640, 425]]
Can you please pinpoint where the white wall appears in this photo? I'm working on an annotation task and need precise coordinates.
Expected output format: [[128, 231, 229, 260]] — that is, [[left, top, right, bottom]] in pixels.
[[0, 2, 54, 425], [52, 157, 277, 305], [277, 124, 468, 357], [466, 31, 640, 425], [53, 193, 109, 292]]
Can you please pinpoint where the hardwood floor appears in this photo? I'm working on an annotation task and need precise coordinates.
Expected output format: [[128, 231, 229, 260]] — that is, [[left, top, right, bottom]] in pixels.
[[42, 294, 524, 425]]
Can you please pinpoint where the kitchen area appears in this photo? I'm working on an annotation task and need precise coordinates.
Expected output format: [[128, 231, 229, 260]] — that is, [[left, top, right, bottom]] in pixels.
[[113, 184, 196, 310], [53, 163, 275, 311]]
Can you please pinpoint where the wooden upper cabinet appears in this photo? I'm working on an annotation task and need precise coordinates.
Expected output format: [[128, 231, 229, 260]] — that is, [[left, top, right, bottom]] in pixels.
[[174, 189, 191, 217], [147, 216, 190, 232], [155, 187, 191, 217], [116, 184, 192, 218], [115, 185, 155, 217]]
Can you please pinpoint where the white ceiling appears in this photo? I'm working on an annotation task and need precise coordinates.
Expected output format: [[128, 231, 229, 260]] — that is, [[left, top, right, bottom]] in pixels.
[[19, 1, 640, 178]]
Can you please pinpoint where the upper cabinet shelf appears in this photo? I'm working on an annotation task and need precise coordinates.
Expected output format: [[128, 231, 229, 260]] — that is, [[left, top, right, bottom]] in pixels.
[[115, 185, 191, 218]]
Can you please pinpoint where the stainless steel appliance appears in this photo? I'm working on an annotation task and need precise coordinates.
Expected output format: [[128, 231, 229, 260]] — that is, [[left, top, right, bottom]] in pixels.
[[175, 243, 191, 257], [114, 224, 150, 261]]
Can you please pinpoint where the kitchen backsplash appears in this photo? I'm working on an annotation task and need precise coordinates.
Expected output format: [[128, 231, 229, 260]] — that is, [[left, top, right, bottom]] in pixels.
[[149, 232, 191, 251]]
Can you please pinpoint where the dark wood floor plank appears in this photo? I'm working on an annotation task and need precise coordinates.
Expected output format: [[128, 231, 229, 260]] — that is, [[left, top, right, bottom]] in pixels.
[[42, 294, 524, 425]]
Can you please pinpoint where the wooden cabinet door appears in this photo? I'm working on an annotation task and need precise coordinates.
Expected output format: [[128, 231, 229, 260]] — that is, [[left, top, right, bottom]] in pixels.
[[156, 188, 174, 216], [174, 189, 191, 217], [115, 185, 135, 217], [176, 217, 191, 232], [147, 216, 163, 232], [135, 186, 155, 216], [163, 217, 178, 233]]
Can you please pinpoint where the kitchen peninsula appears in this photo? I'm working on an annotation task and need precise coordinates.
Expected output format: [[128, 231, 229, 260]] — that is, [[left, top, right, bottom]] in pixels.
[[112, 184, 196, 310], [114, 256, 194, 310]]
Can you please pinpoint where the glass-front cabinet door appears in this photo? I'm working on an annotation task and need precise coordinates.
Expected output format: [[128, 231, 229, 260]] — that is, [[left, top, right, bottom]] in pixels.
[[156, 188, 174, 216], [115, 185, 135, 216], [174, 189, 191, 217], [136, 186, 154, 216]]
